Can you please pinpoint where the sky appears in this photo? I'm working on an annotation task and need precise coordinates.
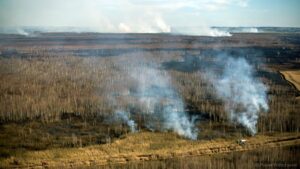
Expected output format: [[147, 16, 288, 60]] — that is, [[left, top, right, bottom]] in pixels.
[[0, 0, 299, 33]]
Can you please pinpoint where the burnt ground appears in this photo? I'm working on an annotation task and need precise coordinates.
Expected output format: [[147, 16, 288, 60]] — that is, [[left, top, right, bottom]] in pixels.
[[0, 33, 299, 165]]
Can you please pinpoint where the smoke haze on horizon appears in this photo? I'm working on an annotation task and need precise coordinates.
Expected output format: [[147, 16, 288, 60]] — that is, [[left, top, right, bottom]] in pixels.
[[0, 0, 299, 36]]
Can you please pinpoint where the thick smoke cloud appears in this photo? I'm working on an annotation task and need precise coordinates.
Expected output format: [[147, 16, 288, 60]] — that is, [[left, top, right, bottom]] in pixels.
[[106, 50, 268, 138], [208, 56, 268, 135], [110, 63, 198, 140]]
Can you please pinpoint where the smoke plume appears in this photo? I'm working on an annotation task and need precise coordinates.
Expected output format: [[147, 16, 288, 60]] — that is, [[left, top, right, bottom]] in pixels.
[[114, 110, 137, 133], [171, 27, 231, 36], [130, 66, 198, 140], [110, 62, 198, 140], [210, 56, 268, 135]]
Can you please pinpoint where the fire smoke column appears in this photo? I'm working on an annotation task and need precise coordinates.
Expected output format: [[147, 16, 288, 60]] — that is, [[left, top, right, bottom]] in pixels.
[[114, 111, 137, 132], [214, 57, 268, 135], [131, 66, 198, 140]]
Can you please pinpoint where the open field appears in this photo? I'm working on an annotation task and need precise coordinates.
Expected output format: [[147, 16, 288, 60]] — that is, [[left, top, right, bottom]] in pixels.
[[1, 132, 299, 168], [0, 32, 300, 168], [280, 70, 300, 98]]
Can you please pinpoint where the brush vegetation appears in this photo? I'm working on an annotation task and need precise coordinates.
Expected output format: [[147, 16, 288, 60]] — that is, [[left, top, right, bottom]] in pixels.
[[0, 52, 299, 130], [1, 131, 299, 168], [0, 33, 299, 167]]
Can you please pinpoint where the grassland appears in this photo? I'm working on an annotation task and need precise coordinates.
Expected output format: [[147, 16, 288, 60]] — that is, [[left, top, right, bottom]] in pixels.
[[1, 132, 299, 168], [0, 33, 299, 168], [280, 70, 300, 98]]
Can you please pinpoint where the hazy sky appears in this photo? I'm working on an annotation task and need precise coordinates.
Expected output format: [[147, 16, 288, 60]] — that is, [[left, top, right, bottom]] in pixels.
[[0, 0, 299, 33]]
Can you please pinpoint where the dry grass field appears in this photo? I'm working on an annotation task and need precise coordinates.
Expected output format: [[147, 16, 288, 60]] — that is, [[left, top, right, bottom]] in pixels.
[[1, 131, 299, 168], [280, 70, 300, 98], [0, 33, 300, 168]]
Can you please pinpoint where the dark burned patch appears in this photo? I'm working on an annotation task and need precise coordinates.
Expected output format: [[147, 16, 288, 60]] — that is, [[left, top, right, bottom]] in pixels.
[[280, 34, 300, 45], [255, 70, 288, 85], [162, 47, 300, 79], [162, 54, 204, 73], [72, 48, 137, 57], [60, 112, 83, 120], [0, 49, 19, 57], [199, 47, 299, 68], [0, 117, 129, 159], [197, 121, 251, 140], [162, 48, 254, 73], [0, 48, 49, 59]]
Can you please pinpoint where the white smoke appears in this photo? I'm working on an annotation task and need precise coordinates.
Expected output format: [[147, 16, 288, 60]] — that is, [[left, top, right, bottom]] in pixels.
[[208, 28, 232, 36], [243, 27, 259, 33], [16, 28, 30, 36], [153, 16, 171, 33], [116, 16, 171, 33], [212, 27, 262, 34], [1, 0, 249, 35], [118, 23, 132, 33], [114, 110, 137, 133], [130, 66, 198, 139], [211, 57, 268, 135], [171, 27, 231, 36], [0, 27, 33, 36]]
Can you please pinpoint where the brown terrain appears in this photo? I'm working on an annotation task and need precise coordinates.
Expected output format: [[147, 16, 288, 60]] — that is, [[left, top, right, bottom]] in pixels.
[[280, 70, 300, 99], [1, 132, 300, 168], [0, 32, 299, 168]]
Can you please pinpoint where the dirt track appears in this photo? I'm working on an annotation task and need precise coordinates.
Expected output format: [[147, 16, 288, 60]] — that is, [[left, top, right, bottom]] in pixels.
[[3, 133, 300, 168]]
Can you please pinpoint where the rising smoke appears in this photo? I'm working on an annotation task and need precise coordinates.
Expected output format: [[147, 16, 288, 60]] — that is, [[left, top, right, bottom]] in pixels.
[[131, 66, 198, 140], [109, 52, 268, 138], [110, 63, 198, 140], [0, 0, 243, 36], [208, 56, 269, 135], [114, 110, 137, 133], [171, 27, 231, 36]]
